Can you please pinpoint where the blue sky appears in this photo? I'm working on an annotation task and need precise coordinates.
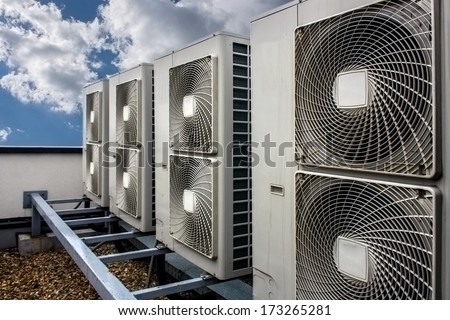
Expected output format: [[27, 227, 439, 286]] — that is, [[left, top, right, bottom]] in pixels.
[[0, 0, 290, 146]]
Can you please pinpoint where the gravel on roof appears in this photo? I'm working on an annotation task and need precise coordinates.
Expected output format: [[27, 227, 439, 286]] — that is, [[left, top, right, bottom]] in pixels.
[[0, 244, 153, 300]]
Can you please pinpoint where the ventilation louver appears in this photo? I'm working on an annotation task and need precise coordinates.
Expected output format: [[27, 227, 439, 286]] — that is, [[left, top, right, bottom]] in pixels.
[[116, 147, 140, 217], [86, 91, 101, 142], [170, 155, 216, 258], [295, 0, 434, 177], [169, 56, 216, 153], [116, 80, 140, 147], [295, 172, 437, 300], [85, 143, 101, 196]]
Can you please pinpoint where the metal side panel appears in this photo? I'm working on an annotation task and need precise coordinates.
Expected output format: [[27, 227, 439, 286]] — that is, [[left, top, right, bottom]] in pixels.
[[250, 3, 298, 299], [438, 0, 450, 299]]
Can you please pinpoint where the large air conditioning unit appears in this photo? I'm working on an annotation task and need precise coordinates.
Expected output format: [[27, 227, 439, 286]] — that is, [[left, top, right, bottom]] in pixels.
[[82, 79, 109, 207], [155, 33, 252, 279], [251, 0, 450, 299], [108, 64, 155, 232]]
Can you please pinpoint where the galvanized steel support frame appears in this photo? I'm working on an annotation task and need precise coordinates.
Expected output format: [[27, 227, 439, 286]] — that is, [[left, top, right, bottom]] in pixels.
[[30, 193, 221, 300], [31, 193, 136, 299]]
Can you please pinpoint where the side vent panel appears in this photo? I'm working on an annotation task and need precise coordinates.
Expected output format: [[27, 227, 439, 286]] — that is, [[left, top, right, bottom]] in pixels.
[[152, 69, 156, 227], [232, 42, 252, 271]]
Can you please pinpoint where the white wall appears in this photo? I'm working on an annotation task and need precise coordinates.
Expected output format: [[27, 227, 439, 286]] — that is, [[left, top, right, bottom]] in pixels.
[[0, 151, 83, 219]]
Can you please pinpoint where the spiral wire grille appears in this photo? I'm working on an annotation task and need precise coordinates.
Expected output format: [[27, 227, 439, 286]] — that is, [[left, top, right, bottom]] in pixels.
[[295, 173, 435, 299], [295, 0, 434, 176], [85, 143, 100, 196], [86, 91, 101, 143], [116, 80, 140, 147], [116, 148, 140, 217], [170, 155, 214, 258], [169, 56, 215, 154]]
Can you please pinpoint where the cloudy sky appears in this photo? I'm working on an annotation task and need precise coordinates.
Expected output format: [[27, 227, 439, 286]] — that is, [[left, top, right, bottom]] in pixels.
[[0, 0, 290, 146]]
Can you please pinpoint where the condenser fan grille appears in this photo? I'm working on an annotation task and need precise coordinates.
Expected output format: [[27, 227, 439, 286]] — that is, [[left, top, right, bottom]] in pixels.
[[85, 143, 101, 196], [116, 80, 140, 146], [295, 0, 434, 176], [116, 148, 140, 217], [86, 91, 101, 142], [170, 155, 215, 258], [295, 173, 435, 300], [169, 56, 215, 153]]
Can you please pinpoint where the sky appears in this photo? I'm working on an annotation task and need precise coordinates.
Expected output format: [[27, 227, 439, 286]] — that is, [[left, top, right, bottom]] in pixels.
[[0, 0, 291, 146]]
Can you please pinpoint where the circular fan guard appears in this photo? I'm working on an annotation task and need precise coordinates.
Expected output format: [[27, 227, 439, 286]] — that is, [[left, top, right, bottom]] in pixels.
[[86, 92, 100, 142], [85, 143, 100, 196], [116, 80, 139, 146], [116, 148, 139, 217], [295, 0, 433, 176], [169, 56, 214, 153], [170, 156, 214, 258], [295, 173, 434, 299]]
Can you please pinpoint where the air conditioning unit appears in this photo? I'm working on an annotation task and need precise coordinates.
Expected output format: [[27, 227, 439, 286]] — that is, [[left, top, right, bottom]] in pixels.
[[155, 33, 252, 279], [251, 0, 449, 299], [82, 79, 109, 207], [108, 64, 155, 232]]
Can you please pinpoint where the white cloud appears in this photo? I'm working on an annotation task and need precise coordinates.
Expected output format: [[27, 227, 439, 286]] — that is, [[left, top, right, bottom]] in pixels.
[[0, 0, 291, 114], [0, 126, 12, 142], [100, 0, 291, 69], [65, 121, 80, 130], [0, 0, 103, 113]]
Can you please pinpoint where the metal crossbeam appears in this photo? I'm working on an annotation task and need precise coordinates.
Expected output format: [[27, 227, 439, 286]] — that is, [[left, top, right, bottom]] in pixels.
[[82, 231, 145, 245], [133, 276, 220, 300], [64, 216, 117, 226], [47, 198, 89, 205], [31, 193, 136, 300], [99, 247, 172, 264], [56, 208, 107, 216]]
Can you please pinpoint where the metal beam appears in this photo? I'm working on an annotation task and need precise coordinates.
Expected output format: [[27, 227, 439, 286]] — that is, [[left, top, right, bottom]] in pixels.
[[65, 216, 117, 227], [56, 208, 108, 216], [31, 206, 41, 237], [82, 231, 145, 245], [99, 247, 172, 264], [47, 198, 89, 205], [133, 276, 220, 300], [31, 193, 136, 300]]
